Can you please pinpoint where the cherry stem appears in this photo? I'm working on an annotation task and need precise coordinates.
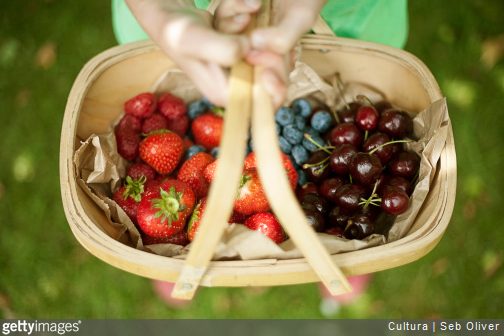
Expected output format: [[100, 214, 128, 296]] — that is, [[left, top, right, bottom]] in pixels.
[[304, 133, 332, 155], [364, 130, 369, 142], [302, 156, 330, 169], [315, 163, 329, 176], [362, 181, 380, 211], [369, 139, 411, 155], [356, 94, 374, 106]]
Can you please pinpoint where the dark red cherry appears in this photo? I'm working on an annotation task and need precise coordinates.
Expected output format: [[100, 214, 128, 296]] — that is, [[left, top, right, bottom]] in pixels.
[[296, 183, 318, 200], [374, 100, 393, 114], [388, 151, 420, 180], [324, 226, 347, 238], [303, 151, 331, 184], [356, 105, 379, 131], [327, 205, 353, 229], [378, 109, 413, 139], [379, 175, 412, 196], [301, 203, 325, 232], [300, 193, 329, 215], [329, 144, 358, 175], [381, 186, 410, 215], [345, 213, 374, 240], [329, 122, 364, 148], [337, 102, 361, 124], [335, 183, 367, 212], [348, 152, 383, 186], [319, 177, 346, 204], [362, 132, 394, 165]]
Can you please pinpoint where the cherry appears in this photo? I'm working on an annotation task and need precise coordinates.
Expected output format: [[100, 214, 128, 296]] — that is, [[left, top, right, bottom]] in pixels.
[[361, 202, 381, 222], [374, 100, 393, 114], [329, 122, 364, 149], [324, 226, 349, 238], [381, 186, 410, 215], [329, 144, 358, 175], [387, 150, 420, 180], [327, 205, 353, 229], [335, 183, 367, 212], [348, 152, 383, 186], [319, 177, 346, 204], [362, 132, 394, 165], [300, 193, 329, 215], [378, 109, 413, 139], [295, 183, 318, 200], [356, 105, 379, 132], [303, 151, 331, 184], [337, 102, 361, 124], [301, 203, 325, 232], [345, 213, 374, 240], [380, 175, 412, 196]]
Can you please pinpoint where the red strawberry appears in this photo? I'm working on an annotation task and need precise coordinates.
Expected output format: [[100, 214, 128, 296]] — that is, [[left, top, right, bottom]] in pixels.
[[203, 159, 218, 182], [125, 92, 157, 119], [177, 152, 215, 199], [137, 179, 195, 237], [115, 114, 143, 134], [234, 167, 270, 215], [127, 163, 157, 181], [158, 93, 187, 120], [244, 212, 286, 244], [244, 151, 298, 189], [187, 197, 208, 242], [166, 114, 190, 138], [141, 113, 168, 134], [228, 210, 248, 224], [116, 128, 141, 161], [112, 175, 146, 225], [139, 130, 183, 175], [141, 230, 189, 246], [191, 113, 223, 151]]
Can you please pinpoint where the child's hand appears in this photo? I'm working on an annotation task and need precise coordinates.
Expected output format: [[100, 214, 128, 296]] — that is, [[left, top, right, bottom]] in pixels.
[[125, 0, 261, 107]]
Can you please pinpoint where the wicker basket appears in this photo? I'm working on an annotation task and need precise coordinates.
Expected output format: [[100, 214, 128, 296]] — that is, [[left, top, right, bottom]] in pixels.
[[60, 15, 456, 298]]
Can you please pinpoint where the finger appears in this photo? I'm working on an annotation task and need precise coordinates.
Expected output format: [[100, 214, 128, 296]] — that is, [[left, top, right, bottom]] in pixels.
[[214, 13, 252, 34], [214, 0, 262, 34], [163, 20, 251, 67], [245, 50, 290, 84], [261, 68, 287, 109]]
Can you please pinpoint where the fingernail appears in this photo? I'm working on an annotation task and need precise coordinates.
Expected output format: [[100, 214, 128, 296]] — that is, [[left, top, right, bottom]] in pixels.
[[245, 0, 262, 9], [251, 33, 266, 49], [233, 13, 249, 23]]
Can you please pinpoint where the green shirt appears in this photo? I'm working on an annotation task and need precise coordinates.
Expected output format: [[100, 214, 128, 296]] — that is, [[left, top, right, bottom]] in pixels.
[[112, 0, 408, 49]]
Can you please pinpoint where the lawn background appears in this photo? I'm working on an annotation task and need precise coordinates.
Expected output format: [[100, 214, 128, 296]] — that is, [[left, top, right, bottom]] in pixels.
[[0, 0, 503, 318]]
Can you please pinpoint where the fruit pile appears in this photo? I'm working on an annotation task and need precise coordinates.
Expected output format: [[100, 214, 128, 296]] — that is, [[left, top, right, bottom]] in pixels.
[[112, 89, 420, 249]]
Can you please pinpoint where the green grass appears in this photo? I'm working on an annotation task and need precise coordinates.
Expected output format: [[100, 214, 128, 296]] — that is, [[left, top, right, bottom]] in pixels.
[[1, 0, 503, 319]]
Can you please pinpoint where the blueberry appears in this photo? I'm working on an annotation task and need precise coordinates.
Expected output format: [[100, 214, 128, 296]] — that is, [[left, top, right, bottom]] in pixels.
[[210, 146, 219, 158], [292, 98, 312, 118], [276, 122, 282, 135], [294, 115, 306, 130], [201, 96, 214, 109], [296, 168, 308, 186], [278, 136, 292, 154], [302, 134, 324, 152], [302, 126, 319, 139], [291, 145, 309, 166], [275, 107, 295, 126], [282, 124, 303, 145], [187, 101, 207, 120], [311, 110, 333, 133], [248, 138, 254, 152], [185, 144, 206, 161]]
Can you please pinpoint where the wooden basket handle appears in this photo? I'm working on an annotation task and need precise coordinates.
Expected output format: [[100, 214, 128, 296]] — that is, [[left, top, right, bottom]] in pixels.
[[173, 0, 350, 300]]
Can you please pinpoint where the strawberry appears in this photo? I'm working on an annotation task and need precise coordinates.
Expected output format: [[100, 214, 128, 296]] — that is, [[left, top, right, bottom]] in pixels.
[[137, 179, 195, 237], [191, 112, 223, 151], [234, 167, 270, 215], [228, 210, 248, 224], [166, 114, 190, 138], [127, 163, 157, 181], [112, 175, 146, 225], [141, 113, 168, 134], [177, 152, 215, 199], [187, 197, 208, 242], [139, 130, 183, 175], [141, 230, 190, 246], [158, 93, 187, 120], [115, 114, 143, 134], [124, 92, 157, 119], [203, 159, 218, 182], [116, 128, 141, 161], [244, 212, 286, 244], [244, 151, 298, 189]]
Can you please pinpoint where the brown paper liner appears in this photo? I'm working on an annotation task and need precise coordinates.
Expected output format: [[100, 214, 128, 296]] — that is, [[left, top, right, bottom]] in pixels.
[[73, 61, 449, 261]]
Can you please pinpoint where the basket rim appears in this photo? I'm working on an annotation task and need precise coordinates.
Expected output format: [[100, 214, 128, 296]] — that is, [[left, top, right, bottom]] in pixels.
[[60, 38, 457, 287]]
